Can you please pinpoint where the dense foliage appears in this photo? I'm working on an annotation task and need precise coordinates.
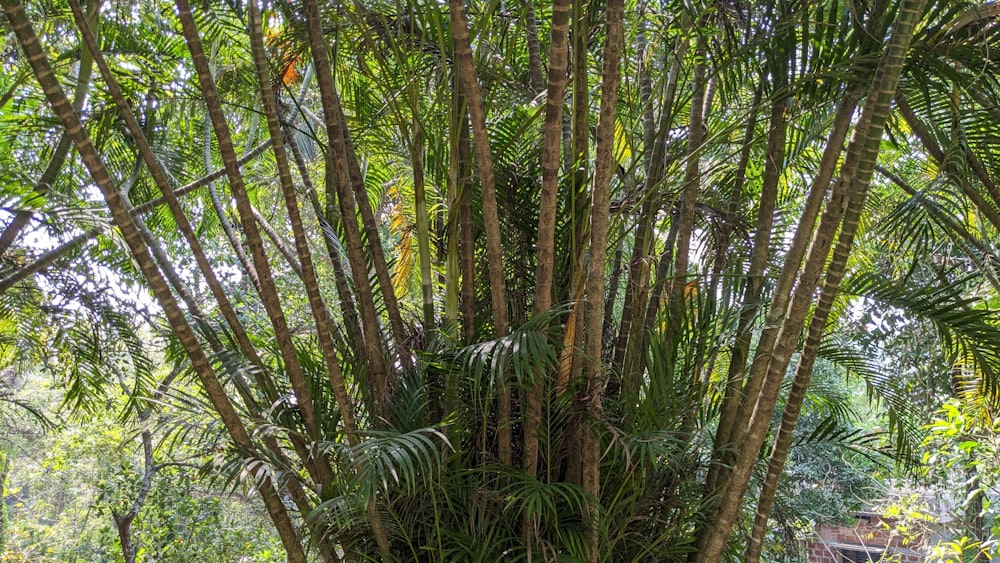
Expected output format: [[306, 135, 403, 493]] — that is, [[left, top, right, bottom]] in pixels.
[[3, 0, 1000, 561]]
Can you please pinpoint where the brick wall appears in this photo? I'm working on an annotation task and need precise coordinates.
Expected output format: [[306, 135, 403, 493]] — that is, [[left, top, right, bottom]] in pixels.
[[804, 515, 925, 562]]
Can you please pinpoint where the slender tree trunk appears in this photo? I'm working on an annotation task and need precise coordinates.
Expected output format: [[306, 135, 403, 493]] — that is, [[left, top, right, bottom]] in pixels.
[[246, 2, 392, 556], [0, 0, 98, 258], [175, 0, 329, 456], [566, 0, 589, 400], [580, 0, 625, 558], [445, 73, 462, 331], [697, 2, 927, 559], [707, 92, 859, 498], [71, 8, 343, 528], [252, 205, 304, 278], [525, 0, 545, 97], [113, 514, 137, 563], [0, 451, 7, 547], [1, 4, 306, 557], [459, 124, 476, 343], [302, 0, 393, 416], [613, 29, 687, 382], [336, 101, 410, 358], [411, 117, 435, 330], [601, 242, 624, 350], [450, 0, 512, 464], [698, 88, 762, 408], [745, 145, 868, 561], [704, 94, 788, 493], [526, 0, 571, 480], [612, 201, 655, 374]]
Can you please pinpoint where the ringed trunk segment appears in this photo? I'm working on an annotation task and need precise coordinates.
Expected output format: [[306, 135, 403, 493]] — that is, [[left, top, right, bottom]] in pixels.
[[301, 0, 392, 416], [449, 0, 513, 465], [174, 0, 329, 452], [526, 0, 571, 480], [581, 0, 626, 558], [707, 91, 860, 495], [704, 93, 789, 493], [696, 1, 928, 559], [247, 3, 393, 554], [0, 1, 307, 557]]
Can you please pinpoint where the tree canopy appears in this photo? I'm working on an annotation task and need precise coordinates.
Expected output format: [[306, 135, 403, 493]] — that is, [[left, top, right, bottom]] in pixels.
[[3, 0, 1000, 560]]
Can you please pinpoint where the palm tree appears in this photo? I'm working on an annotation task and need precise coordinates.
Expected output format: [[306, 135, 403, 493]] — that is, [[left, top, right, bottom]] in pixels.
[[5, 0, 1000, 560], [0, 1, 307, 557]]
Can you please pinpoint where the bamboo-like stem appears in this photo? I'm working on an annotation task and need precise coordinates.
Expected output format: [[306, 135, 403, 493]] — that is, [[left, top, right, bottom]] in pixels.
[[697, 2, 928, 558], [0, 0, 99, 258], [580, 0, 625, 558], [526, 0, 571, 480], [0, 2, 306, 556], [449, 0, 512, 464], [301, 0, 392, 416], [245, 1, 390, 554]]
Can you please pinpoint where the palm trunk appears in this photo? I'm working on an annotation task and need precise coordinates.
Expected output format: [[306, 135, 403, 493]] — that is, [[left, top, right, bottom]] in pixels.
[[699, 88, 761, 408], [75, 23, 333, 516], [612, 201, 655, 374], [613, 30, 688, 381], [566, 0, 589, 402], [707, 91, 859, 498], [411, 118, 435, 330], [444, 75, 461, 331], [174, 0, 328, 453], [64, 13, 339, 550], [745, 150, 868, 561], [251, 204, 304, 279], [525, 0, 545, 97], [336, 102, 410, 358], [1, 4, 306, 557], [526, 0, 571, 479], [697, 2, 927, 559], [601, 242, 624, 352], [580, 0, 625, 558], [0, 0, 98, 258], [301, 0, 392, 415], [245, 2, 390, 554], [450, 0, 513, 464], [704, 95, 788, 493], [459, 129, 476, 343], [205, 119, 261, 292], [66, 0, 277, 399]]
